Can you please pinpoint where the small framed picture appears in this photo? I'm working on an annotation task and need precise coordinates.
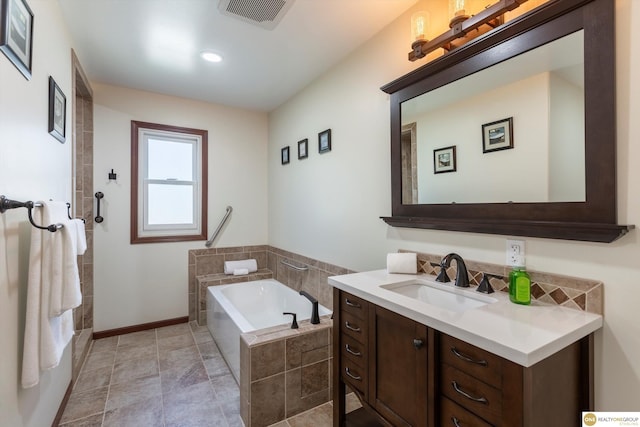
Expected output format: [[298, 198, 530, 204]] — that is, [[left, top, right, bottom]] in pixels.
[[433, 145, 457, 174], [48, 76, 66, 143], [281, 146, 290, 165], [482, 117, 513, 153], [297, 138, 308, 159], [318, 129, 331, 153], [0, 0, 34, 80]]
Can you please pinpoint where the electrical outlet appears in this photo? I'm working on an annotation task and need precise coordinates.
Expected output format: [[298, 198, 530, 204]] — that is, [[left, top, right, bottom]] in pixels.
[[506, 239, 525, 267]]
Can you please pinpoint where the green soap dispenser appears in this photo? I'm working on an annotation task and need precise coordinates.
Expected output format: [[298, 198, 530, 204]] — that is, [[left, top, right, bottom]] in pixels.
[[509, 266, 531, 305]]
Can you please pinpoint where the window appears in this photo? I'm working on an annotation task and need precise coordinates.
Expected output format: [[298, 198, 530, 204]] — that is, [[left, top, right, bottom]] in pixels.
[[131, 121, 208, 243]]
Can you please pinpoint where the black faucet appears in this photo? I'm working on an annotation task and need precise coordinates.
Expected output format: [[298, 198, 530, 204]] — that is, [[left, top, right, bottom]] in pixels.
[[299, 291, 320, 324], [441, 253, 470, 288]]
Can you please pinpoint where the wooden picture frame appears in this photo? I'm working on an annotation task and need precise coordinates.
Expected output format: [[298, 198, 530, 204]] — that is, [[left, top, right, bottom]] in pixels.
[[433, 145, 456, 174], [281, 146, 290, 165], [318, 129, 331, 153], [482, 117, 513, 153], [48, 76, 66, 143], [298, 138, 308, 159], [0, 0, 34, 80]]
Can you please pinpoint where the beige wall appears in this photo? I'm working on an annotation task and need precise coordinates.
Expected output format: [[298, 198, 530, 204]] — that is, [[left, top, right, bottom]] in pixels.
[[268, 0, 640, 410], [92, 83, 269, 332], [0, 1, 75, 425]]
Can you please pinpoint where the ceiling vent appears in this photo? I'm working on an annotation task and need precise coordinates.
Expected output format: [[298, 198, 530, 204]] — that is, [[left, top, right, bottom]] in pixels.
[[218, 0, 295, 30]]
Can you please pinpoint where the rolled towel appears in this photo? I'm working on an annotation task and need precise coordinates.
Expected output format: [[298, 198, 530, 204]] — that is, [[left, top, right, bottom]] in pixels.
[[386, 252, 417, 274], [233, 268, 249, 276], [224, 259, 257, 275]]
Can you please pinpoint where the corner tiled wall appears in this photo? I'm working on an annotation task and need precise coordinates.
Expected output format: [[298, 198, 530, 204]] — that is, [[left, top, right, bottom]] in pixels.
[[408, 250, 604, 314], [240, 318, 332, 427], [189, 245, 355, 325]]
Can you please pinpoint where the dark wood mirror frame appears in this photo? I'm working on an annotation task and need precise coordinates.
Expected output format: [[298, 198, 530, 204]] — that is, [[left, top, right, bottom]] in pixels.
[[381, 0, 633, 243]]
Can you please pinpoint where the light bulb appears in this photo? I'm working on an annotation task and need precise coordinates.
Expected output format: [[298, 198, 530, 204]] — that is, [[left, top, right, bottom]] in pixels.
[[411, 11, 430, 43]]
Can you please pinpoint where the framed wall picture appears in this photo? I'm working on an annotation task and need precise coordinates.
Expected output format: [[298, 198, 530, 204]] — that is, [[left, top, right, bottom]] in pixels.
[[482, 117, 513, 153], [318, 129, 331, 153], [48, 76, 66, 143], [433, 145, 456, 174], [0, 0, 34, 80], [281, 146, 290, 165], [297, 138, 308, 159]]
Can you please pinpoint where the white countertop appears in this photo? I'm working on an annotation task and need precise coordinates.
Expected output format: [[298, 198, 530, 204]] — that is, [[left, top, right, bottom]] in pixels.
[[328, 270, 603, 367]]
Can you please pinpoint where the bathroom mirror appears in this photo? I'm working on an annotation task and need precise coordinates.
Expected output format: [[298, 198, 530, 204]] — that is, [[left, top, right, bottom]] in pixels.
[[381, 0, 632, 242]]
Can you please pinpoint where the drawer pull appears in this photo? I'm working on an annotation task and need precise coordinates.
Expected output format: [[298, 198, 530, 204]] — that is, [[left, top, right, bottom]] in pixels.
[[451, 381, 488, 404], [345, 344, 362, 357], [413, 339, 424, 349], [451, 347, 488, 366], [451, 417, 462, 427], [345, 321, 361, 332], [345, 367, 362, 381], [345, 299, 361, 308]]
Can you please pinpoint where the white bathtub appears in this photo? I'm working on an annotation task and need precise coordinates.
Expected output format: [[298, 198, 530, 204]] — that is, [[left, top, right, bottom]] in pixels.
[[206, 279, 331, 382]]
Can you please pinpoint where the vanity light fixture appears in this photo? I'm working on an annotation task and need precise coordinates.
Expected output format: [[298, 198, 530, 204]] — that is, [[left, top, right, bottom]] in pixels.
[[409, 0, 528, 61]]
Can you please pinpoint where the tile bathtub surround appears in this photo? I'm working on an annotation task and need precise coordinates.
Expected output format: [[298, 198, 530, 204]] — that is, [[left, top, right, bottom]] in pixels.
[[189, 245, 272, 324], [189, 245, 354, 325], [403, 250, 604, 315], [240, 318, 333, 427]]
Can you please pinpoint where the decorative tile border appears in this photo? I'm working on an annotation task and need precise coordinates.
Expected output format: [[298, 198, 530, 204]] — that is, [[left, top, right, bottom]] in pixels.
[[405, 250, 603, 315]]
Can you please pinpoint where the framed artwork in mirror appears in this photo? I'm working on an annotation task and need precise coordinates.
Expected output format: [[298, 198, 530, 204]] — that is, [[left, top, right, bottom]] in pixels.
[[0, 0, 34, 80], [434, 146, 456, 174], [281, 146, 290, 165], [48, 76, 66, 143], [482, 117, 513, 153], [318, 129, 331, 153], [298, 138, 308, 159]]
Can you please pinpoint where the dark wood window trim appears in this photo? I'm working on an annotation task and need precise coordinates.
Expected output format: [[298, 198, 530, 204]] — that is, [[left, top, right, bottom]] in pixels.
[[131, 120, 208, 244]]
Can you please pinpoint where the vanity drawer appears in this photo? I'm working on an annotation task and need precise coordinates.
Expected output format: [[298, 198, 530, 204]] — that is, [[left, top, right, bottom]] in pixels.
[[440, 364, 502, 426], [440, 334, 503, 388], [340, 311, 367, 343], [341, 359, 368, 396], [440, 397, 494, 427], [341, 333, 367, 366], [340, 292, 368, 320]]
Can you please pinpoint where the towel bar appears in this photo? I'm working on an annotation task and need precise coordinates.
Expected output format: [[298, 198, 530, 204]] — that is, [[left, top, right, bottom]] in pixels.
[[0, 195, 68, 232]]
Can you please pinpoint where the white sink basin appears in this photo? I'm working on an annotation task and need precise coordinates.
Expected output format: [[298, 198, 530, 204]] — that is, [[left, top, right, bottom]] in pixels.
[[381, 279, 497, 313]]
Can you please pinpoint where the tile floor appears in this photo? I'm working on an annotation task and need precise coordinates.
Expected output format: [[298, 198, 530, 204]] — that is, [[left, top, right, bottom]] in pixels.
[[58, 321, 344, 427]]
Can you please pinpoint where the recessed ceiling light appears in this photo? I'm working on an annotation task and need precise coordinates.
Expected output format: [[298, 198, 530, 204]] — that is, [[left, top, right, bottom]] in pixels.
[[201, 51, 222, 63]]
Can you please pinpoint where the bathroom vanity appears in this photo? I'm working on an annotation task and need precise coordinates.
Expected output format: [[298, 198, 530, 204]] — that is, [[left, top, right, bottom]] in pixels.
[[330, 271, 602, 427]]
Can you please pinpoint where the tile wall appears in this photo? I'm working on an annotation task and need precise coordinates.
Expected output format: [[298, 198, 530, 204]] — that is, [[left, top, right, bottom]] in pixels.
[[188, 245, 354, 325], [408, 250, 604, 314], [240, 317, 332, 427]]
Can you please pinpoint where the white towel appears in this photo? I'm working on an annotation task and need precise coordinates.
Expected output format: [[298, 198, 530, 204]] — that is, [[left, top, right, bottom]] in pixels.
[[224, 259, 257, 275], [386, 252, 417, 274], [22, 201, 76, 388], [72, 219, 87, 255], [233, 268, 249, 276]]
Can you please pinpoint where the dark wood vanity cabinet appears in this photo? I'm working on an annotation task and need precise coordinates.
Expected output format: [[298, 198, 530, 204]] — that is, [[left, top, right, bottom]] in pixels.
[[333, 288, 594, 427]]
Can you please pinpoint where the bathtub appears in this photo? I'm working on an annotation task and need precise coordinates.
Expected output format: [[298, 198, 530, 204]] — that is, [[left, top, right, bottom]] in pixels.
[[206, 279, 331, 382]]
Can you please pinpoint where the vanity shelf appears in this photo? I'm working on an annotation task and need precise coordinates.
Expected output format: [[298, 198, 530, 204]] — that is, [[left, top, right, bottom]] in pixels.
[[381, 215, 633, 243]]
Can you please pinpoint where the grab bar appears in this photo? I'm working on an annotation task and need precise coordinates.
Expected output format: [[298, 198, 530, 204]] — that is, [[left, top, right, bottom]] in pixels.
[[205, 205, 232, 247], [281, 259, 309, 271]]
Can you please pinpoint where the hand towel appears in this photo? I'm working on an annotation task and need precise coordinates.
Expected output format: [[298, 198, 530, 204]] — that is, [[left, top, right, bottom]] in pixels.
[[386, 252, 418, 274], [233, 268, 249, 276], [224, 259, 258, 275], [22, 201, 76, 388], [72, 219, 87, 255]]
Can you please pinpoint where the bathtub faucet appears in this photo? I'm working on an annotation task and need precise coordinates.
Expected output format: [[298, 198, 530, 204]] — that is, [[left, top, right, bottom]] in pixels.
[[299, 291, 320, 324]]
